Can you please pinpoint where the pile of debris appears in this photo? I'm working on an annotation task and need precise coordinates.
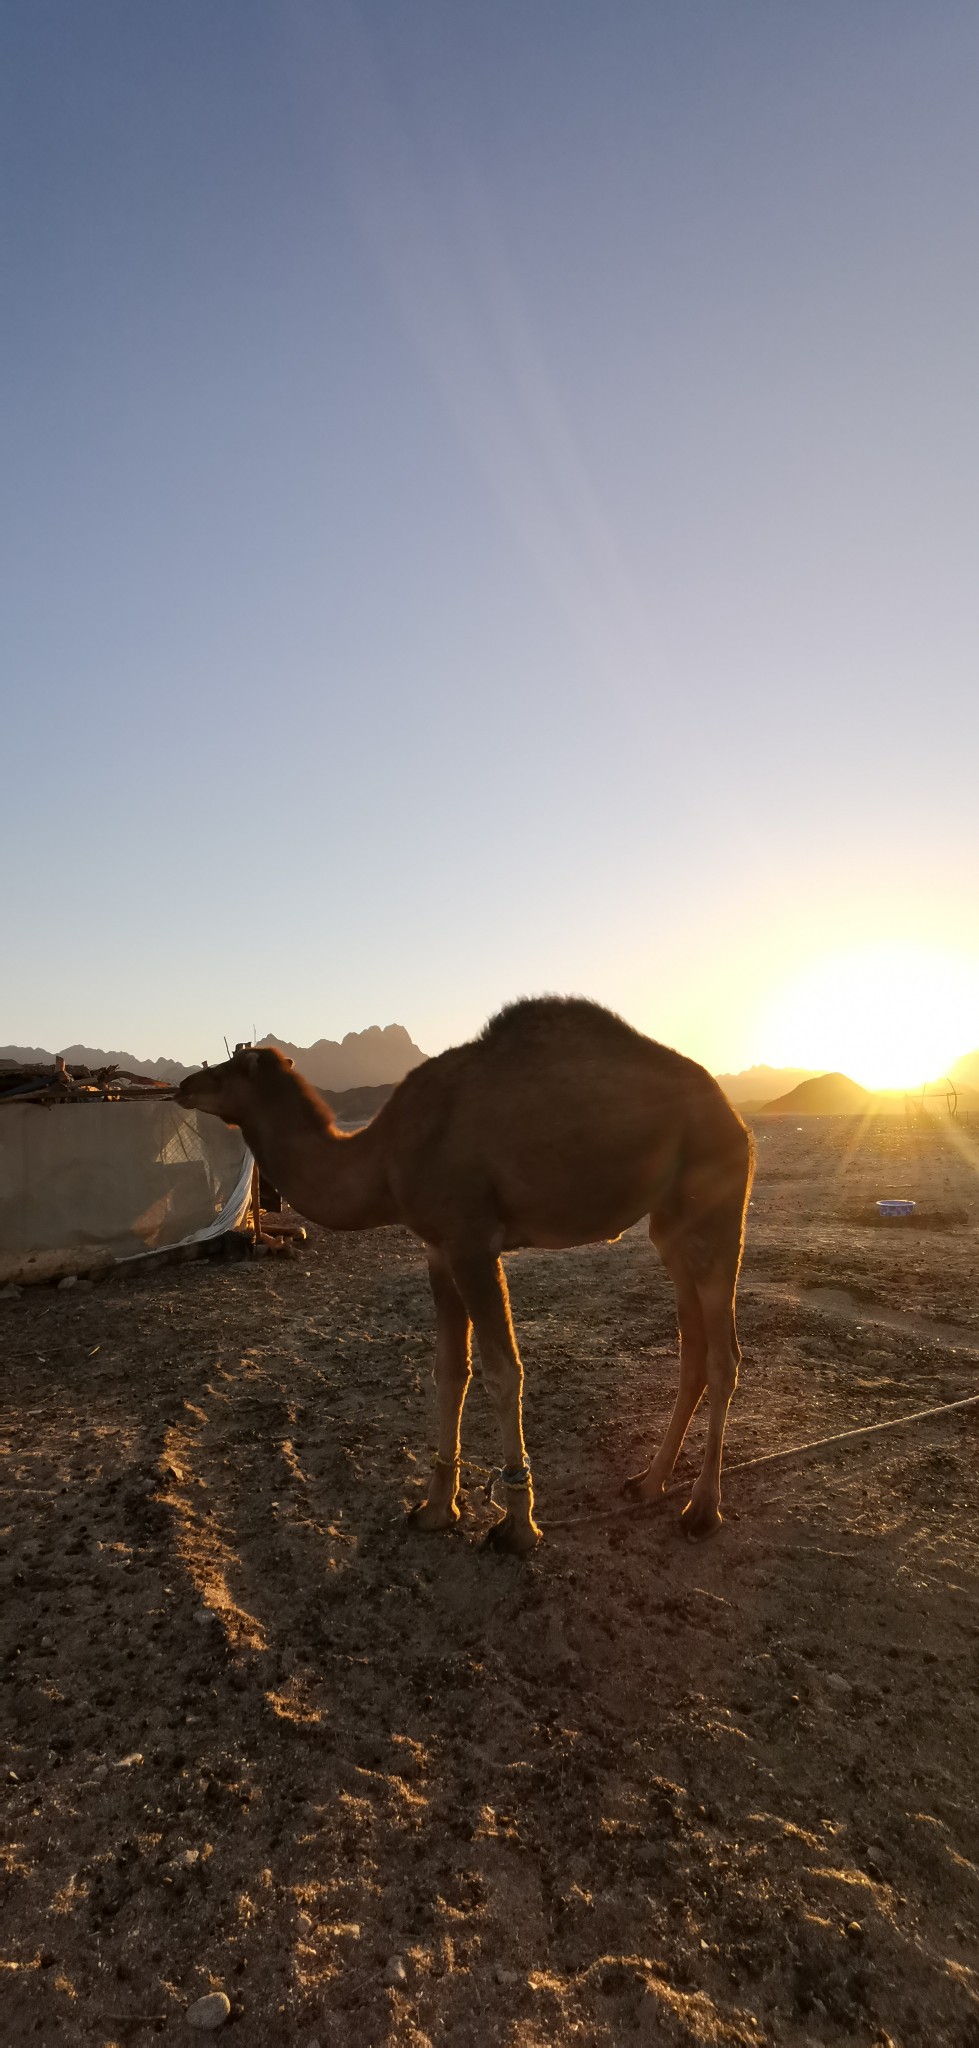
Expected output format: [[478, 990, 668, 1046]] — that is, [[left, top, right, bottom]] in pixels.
[[0, 1058, 176, 1107]]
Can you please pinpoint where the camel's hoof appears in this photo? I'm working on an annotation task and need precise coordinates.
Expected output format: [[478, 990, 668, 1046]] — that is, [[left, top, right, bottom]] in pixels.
[[481, 1512, 541, 1558], [679, 1498, 722, 1541], [622, 1469, 666, 1505], [407, 1498, 460, 1534]]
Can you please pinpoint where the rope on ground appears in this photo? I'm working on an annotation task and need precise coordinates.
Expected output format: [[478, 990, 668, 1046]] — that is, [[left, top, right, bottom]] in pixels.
[[541, 1388, 979, 1533], [728, 1388, 979, 1473]]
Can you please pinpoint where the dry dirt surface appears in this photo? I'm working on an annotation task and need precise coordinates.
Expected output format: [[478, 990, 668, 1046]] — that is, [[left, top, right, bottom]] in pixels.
[[2, 1114, 979, 2048]]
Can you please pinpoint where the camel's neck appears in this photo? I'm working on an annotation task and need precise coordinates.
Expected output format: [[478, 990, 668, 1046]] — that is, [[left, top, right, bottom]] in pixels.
[[238, 1085, 394, 1233]]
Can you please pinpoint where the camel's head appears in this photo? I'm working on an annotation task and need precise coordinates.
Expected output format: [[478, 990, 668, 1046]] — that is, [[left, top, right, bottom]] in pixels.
[[176, 1046, 295, 1127]]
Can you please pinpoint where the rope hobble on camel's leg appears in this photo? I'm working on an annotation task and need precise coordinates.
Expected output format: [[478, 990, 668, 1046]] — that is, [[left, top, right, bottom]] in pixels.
[[482, 1455, 539, 1554]]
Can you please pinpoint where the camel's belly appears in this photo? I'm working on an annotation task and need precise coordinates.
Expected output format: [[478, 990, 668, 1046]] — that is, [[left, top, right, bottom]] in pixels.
[[501, 1194, 648, 1251], [503, 1226, 626, 1251], [398, 1131, 678, 1253], [494, 1145, 675, 1249]]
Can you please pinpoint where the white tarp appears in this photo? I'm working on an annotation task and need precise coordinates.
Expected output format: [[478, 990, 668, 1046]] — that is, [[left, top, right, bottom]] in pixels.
[[0, 1101, 252, 1285]]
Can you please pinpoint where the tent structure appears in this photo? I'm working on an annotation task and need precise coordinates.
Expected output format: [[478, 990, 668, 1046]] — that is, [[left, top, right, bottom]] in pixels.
[[0, 1078, 253, 1286]]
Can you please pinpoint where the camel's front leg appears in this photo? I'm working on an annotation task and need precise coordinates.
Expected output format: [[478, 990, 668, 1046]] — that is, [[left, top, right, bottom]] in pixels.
[[408, 1249, 472, 1533], [449, 1246, 541, 1556]]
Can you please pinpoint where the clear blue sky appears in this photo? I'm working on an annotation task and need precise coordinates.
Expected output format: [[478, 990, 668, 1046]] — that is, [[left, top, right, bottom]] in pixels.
[[3, 2, 977, 1071]]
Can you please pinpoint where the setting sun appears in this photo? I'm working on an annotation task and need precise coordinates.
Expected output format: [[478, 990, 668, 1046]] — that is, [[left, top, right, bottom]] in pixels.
[[758, 944, 979, 1091]]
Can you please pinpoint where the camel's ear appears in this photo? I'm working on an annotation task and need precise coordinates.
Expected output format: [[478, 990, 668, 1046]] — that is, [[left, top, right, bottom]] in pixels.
[[283, 1057, 294, 1070]]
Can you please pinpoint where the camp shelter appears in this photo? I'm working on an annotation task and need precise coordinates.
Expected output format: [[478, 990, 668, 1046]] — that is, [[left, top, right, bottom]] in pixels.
[[0, 1070, 252, 1285]]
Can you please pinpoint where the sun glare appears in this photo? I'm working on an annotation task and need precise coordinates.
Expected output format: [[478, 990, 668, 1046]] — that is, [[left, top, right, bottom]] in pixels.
[[759, 944, 979, 1092]]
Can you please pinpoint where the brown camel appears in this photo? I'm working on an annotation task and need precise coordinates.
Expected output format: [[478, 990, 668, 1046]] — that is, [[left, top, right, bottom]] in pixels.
[[176, 998, 753, 1555]]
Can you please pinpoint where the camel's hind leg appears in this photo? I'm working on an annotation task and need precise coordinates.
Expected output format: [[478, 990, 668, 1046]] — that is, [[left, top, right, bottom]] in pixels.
[[623, 1232, 708, 1506], [408, 1250, 472, 1533], [679, 1269, 741, 1539]]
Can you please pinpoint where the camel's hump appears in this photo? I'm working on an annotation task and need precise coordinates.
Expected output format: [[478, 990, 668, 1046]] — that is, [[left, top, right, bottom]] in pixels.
[[479, 996, 649, 1049]]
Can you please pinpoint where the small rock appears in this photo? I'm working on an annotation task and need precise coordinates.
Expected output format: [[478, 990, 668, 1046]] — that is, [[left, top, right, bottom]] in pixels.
[[58, 1275, 78, 1290], [113, 1752, 144, 1770], [383, 1954, 408, 1987], [0, 1284, 21, 1300], [823, 1673, 851, 1695], [194, 1609, 219, 1627], [186, 1990, 231, 2029]]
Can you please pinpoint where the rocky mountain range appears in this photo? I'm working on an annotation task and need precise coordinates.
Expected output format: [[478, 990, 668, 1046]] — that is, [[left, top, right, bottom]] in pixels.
[[0, 1043, 193, 1082], [0, 1023, 429, 1092], [3, 1033, 976, 1109], [258, 1024, 427, 1090]]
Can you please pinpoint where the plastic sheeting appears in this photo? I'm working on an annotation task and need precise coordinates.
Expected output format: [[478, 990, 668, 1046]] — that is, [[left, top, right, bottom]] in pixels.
[[0, 1102, 252, 1285]]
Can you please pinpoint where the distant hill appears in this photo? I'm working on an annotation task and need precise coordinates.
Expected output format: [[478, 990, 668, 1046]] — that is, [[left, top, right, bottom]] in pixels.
[[715, 1064, 817, 1107], [0, 1043, 192, 1081], [951, 1049, 979, 1090], [259, 1024, 427, 1090], [762, 1065, 979, 1116], [762, 1072, 876, 1115]]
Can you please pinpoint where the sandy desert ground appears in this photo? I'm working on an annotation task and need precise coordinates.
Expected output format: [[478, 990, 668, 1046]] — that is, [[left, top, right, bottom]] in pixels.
[[2, 1112, 979, 2047]]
